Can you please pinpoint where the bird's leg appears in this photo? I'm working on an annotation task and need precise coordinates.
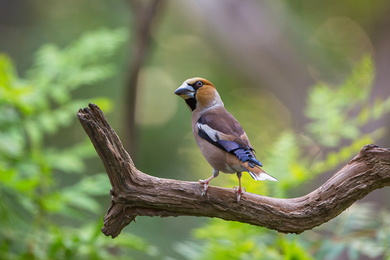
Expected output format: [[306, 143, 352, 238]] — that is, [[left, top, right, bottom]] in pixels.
[[199, 169, 219, 196], [234, 172, 245, 202]]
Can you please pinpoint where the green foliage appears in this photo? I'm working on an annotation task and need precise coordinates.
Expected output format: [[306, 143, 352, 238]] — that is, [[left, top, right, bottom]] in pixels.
[[266, 55, 388, 197], [305, 55, 375, 147], [2, 27, 389, 259], [0, 29, 156, 259], [308, 203, 390, 260], [177, 56, 390, 259], [175, 221, 313, 260]]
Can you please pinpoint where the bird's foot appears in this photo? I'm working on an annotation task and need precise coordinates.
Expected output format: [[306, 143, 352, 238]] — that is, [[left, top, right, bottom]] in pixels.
[[199, 179, 209, 196], [233, 186, 246, 202]]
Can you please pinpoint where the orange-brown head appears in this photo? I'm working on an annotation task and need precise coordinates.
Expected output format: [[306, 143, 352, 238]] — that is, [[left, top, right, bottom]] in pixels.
[[174, 77, 223, 112]]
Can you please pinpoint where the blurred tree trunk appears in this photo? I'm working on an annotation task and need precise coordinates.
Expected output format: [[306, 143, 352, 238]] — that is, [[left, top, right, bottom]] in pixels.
[[124, 0, 166, 157]]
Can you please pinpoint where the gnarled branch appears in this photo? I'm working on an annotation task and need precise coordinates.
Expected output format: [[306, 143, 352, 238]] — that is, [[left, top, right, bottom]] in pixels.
[[77, 103, 390, 238]]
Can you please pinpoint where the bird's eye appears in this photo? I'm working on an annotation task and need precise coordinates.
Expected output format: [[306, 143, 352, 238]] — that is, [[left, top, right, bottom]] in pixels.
[[194, 81, 203, 89]]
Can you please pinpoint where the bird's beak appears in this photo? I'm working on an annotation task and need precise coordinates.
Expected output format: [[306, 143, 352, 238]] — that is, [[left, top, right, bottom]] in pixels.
[[174, 82, 195, 99]]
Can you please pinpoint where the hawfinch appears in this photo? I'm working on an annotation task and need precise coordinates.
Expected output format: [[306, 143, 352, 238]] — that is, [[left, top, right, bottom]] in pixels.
[[174, 77, 277, 201]]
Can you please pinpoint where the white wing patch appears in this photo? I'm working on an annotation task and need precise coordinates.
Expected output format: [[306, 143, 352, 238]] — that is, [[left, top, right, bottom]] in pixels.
[[197, 122, 219, 142]]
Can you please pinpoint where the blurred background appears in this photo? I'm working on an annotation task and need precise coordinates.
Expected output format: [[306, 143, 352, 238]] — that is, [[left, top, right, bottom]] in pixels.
[[1, 0, 389, 259]]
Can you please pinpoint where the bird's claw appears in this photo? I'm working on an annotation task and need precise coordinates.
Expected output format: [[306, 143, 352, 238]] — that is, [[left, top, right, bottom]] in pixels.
[[233, 186, 246, 202], [199, 179, 209, 196]]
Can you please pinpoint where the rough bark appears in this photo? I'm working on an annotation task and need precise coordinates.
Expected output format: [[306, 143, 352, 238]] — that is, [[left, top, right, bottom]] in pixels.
[[77, 103, 390, 238]]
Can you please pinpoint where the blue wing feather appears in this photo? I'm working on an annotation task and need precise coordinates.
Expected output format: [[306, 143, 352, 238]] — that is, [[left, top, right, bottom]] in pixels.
[[197, 114, 263, 167], [217, 140, 262, 167]]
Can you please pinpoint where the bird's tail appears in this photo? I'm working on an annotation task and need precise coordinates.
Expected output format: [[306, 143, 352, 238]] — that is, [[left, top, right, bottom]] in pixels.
[[242, 162, 277, 181]]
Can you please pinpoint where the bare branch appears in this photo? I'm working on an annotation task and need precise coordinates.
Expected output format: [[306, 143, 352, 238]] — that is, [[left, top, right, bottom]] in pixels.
[[77, 104, 390, 238]]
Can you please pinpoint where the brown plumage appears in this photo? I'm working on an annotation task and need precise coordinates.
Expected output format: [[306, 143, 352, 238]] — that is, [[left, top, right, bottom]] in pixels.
[[174, 77, 277, 201]]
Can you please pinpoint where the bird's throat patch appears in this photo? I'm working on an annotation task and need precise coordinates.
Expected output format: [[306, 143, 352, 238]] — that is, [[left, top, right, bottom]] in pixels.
[[185, 98, 197, 111]]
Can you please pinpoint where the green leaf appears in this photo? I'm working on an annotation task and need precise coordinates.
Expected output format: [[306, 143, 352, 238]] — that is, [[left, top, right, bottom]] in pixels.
[[67, 174, 111, 196], [62, 190, 101, 213], [305, 56, 375, 147], [0, 54, 16, 88]]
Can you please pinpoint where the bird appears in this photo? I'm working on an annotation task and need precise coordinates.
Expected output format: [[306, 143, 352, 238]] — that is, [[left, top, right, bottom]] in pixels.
[[174, 77, 277, 201]]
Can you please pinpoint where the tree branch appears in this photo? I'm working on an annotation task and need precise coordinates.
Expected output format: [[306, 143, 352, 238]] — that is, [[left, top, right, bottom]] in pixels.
[[77, 103, 390, 238]]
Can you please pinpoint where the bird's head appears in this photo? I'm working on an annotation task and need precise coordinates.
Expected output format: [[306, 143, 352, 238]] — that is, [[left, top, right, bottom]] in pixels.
[[174, 77, 223, 111]]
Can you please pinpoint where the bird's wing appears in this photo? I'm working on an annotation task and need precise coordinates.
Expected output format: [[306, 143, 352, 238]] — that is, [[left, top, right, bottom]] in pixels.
[[196, 107, 262, 167]]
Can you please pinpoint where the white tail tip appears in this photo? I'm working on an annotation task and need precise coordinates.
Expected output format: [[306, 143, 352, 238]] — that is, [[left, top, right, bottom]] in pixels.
[[248, 171, 278, 181]]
